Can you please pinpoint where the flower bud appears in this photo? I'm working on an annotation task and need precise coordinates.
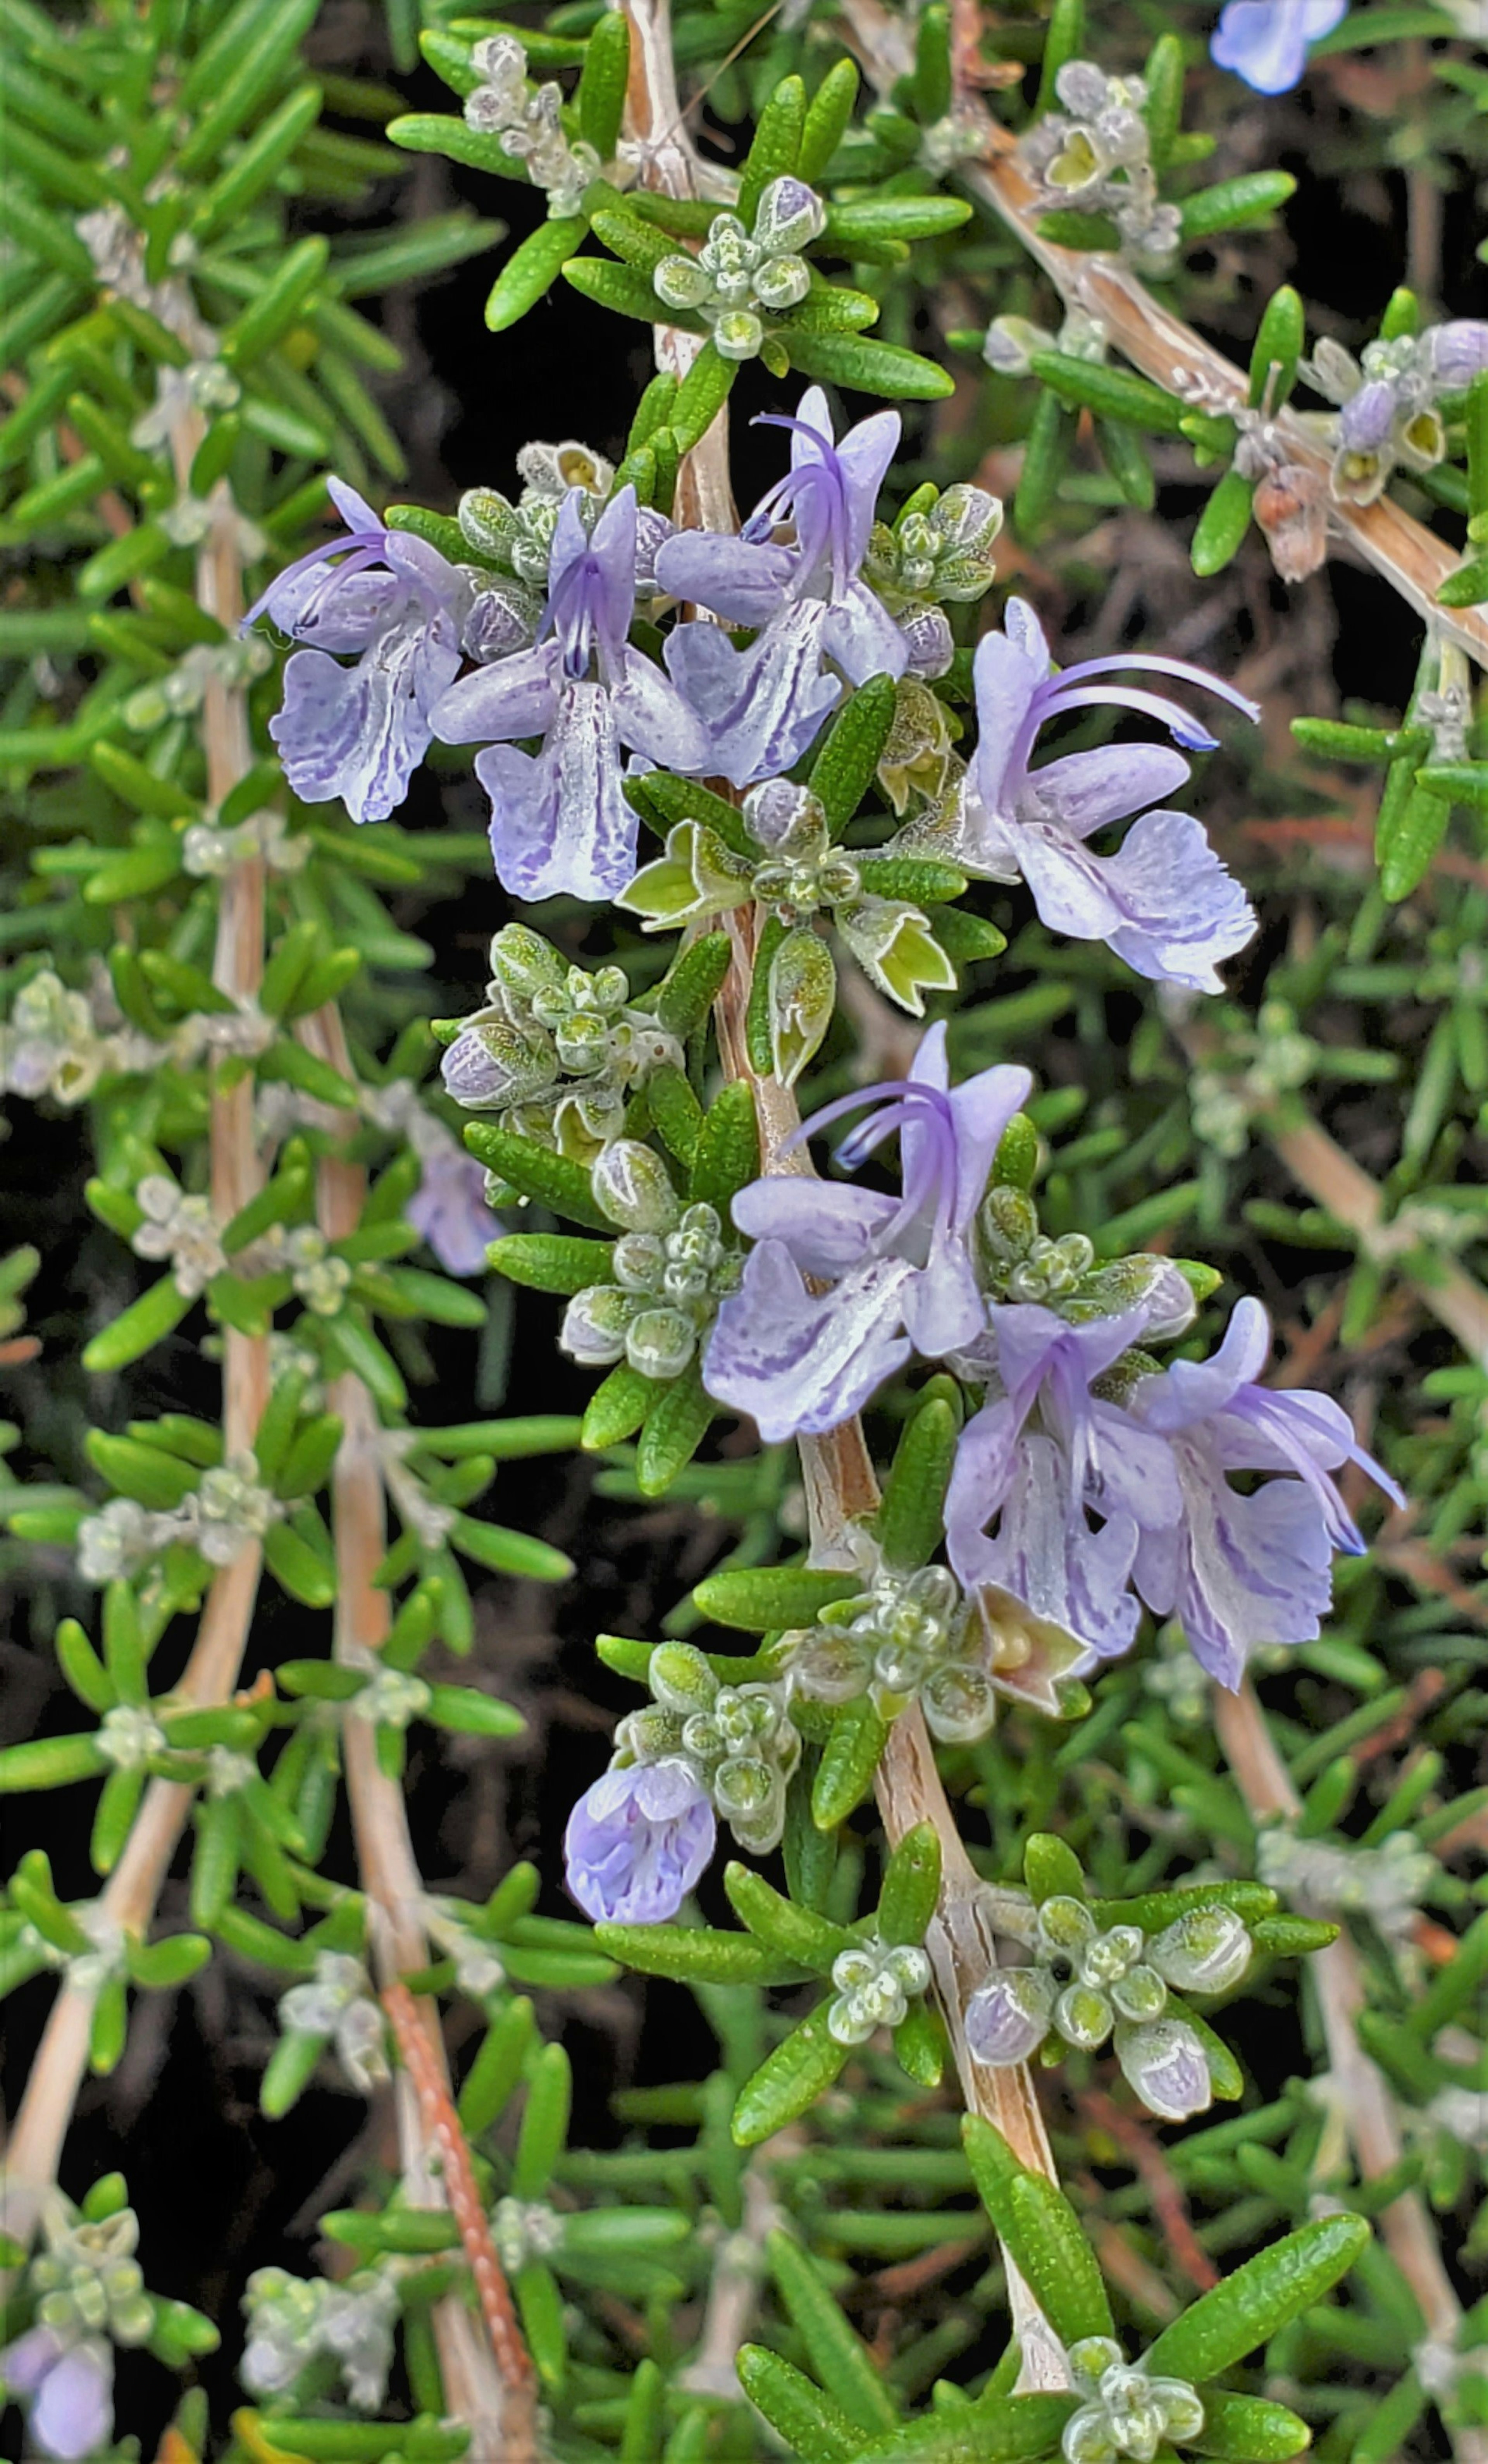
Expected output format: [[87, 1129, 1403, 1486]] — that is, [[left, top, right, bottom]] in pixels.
[[648, 1643, 717, 1716], [654, 254, 711, 311], [1114, 2018, 1212, 2121], [965, 1966, 1056, 2066], [751, 253, 811, 311], [560, 1283, 634, 1366], [1055, 1982, 1113, 2051], [441, 1018, 554, 1109], [1149, 1904, 1253, 1995], [625, 1305, 698, 1380], [591, 1139, 682, 1234], [751, 175, 825, 253], [713, 309, 765, 361], [1110, 1963, 1168, 2023]]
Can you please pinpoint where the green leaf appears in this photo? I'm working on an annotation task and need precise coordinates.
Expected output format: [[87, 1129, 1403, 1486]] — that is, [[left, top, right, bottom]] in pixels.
[[768, 924, 836, 1087], [724, 1861, 857, 1970], [595, 1920, 807, 1987], [56, 1618, 115, 1716], [1145, 2213, 1371, 2383], [449, 1513, 573, 1582], [1037, 0, 1085, 108], [1179, 172, 1297, 243], [737, 2346, 863, 2461], [892, 1996, 944, 2089], [809, 672, 899, 833], [687, 1079, 759, 1214], [582, 1362, 662, 1448], [425, 1682, 524, 1738], [262, 1521, 337, 1609], [515, 2257, 567, 2392], [1379, 776, 1451, 902], [654, 928, 733, 1037], [125, 1930, 212, 1990], [81, 1276, 195, 1374], [822, 197, 971, 247], [322, 2207, 460, 2255], [1014, 388, 1072, 538], [856, 2393, 1078, 2462], [670, 339, 737, 455], [577, 5, 630, 155], [220, 236, 330, 371], [784, 328, 954, 400], [636, 1359, 715, 1496], [1025, 1834, 1086, 1903], [1249, 284, 1305, 410], [513, 2038, 572, 2195], [458, 1995, 536, 2133], [462, 1124, 610, 1229], [812, 1698, 889, 1829], [1190, 2391, 1311, 2460], [693, 1564, 859, 1631], [764, 2230, 899, 2430], [878, 1823, 941, 1946], [747, 911, 789, 1076], [854, 856, 966, 904], [93, 1767, 145, 1876], [86, 1431, 198, 1512], [877, 1395, 957, 1569], [489, 1233, 612, 1294], [1192, 469, 1256, 578], [738, 74, 807, 227], [798, 58, 860, 186], [962, 2118, 1114, 2345], [646, 1063, 704, 1167], [565, 254, 694, 327], [1029, 350, 1187, 437]]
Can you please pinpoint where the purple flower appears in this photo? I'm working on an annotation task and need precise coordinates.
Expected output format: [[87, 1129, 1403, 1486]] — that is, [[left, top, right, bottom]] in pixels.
[[1114, 2020, 1212, 2122], [954, 598, 1259, 992], [433, 487, 710, 903], [946, 1301, 1185, 1665], [564, 1759, 716, 1923], [1127, 1296, 1403, 1687], [702, 1023, 1030, 1443], [1427, 321, 1488, 392], [1210, 0, 1347, 94], [656, 387, 907, 786], [965, 1968, 1056, 2067], [407, 1145, 496, 1277], [246, 479, 467, 826], [1, 2328, 113, 2461]]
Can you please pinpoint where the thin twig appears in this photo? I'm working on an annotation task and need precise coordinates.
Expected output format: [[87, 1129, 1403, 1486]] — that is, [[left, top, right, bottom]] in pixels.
[[838, 0, 1488, 672], [623, 0, 1070, 2391], [300, 1004, 530, 2461], [0, 393, 269, 2246], [382, 1983, 539, 2408]]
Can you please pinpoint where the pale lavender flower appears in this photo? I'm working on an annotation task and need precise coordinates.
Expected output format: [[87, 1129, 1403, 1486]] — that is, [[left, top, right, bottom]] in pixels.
[[564, 1759, 716, 1923], [703, 1023, 1030, 1443], [1210, 0, 1347, 94], [433, 487, 710, 903], [1128, 1296, 1403, 1687], [1114, 2019, 1212, 2121], [953, 597, 1259, 992], [407, 1147, 496, 1277], [0, 2328, 113, 2461], [245, 479, 467, 826], [964, 1967, 1056, 2066], [1427, 321, 1488, 392], [946, 1301, 1184, 1665], [656, 386, 907, 785]]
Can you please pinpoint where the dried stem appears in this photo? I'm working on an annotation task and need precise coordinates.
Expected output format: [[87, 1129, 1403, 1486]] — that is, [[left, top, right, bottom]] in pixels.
[[618, 0, 1070, 2386], [837, 0, 1488, 672], [0, 420, 268, 2244], [300, 1004, 533, 2460]]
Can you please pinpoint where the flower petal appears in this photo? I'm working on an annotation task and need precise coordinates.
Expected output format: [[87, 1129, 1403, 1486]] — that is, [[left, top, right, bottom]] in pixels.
[[654, 532, 794, 625], [730, 1176, 896, 1274], [432, 643, 559, 745], [703, 1240, 914, 1441], [1023, 742, 1193, 835]]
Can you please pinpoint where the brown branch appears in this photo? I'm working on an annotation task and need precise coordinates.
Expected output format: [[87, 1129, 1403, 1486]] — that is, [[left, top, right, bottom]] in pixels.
[[621, 0, 1072, 2392], [381, 1983, 538, 2407], [838, 0, 1488, 671], [0, 405, 268, 2246], [1074, 2089, 1218, 2295], [300, 1004, 530, 2460]]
